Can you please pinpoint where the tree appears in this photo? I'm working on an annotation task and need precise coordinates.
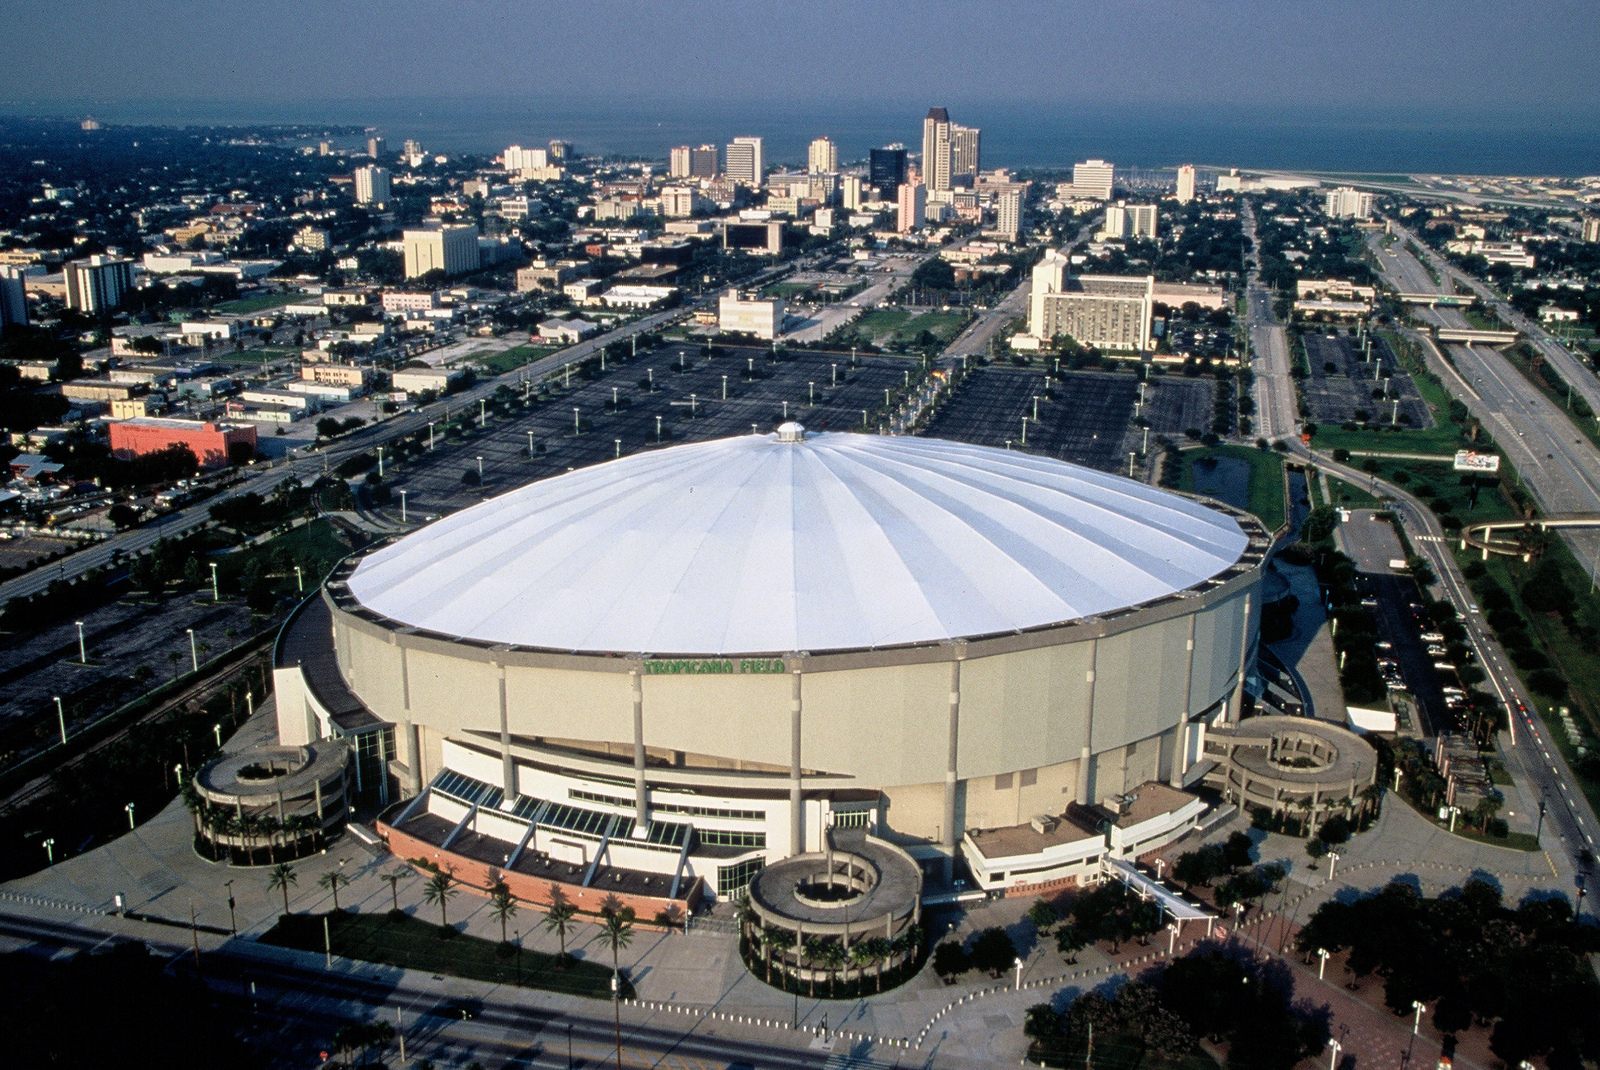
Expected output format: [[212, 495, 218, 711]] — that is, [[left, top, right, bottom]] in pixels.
[[800, 937, 825, 997], [817, 941, 848, 997], [361, 866, 401, 914], [268, 861, 297, 916], [422, 871, 457, 929], [489, 881, 518, 944], [543, 888, 578, 962], [601, 907, 635, 984], [1026, 898, 1059, 935], [970, 927, 1018, 977], [1055, 925, 1086, 964], [932, 941, 971, 982], [766, 927, 796, 985]]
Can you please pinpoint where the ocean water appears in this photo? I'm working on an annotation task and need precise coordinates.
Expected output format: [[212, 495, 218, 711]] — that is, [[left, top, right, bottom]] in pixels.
[[7, 96, 1598, 176]]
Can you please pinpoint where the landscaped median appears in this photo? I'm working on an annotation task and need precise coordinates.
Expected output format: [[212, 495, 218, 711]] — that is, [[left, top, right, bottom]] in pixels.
[[261, 910, 627, 998]]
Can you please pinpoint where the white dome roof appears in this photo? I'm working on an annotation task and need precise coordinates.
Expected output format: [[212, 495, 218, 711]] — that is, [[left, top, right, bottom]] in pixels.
[[345, 429, 1249, 655]]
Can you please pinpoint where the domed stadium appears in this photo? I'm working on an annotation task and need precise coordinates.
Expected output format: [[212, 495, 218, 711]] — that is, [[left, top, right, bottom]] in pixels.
[[273, 424, 1270, 919]]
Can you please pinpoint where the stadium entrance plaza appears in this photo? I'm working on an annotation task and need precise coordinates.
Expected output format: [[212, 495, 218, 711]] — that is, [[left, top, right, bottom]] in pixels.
[[1, 698, 1569, 1068]]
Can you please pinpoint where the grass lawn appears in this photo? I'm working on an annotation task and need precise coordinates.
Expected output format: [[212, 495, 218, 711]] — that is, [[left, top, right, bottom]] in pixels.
[[841, 308, 911, 342], [475, 343, 559, 376], [764, 281, 816, 299], [1175, 444, 1286, 530], [1323, 476, 1383, 509], [215, 518, 357, 589], [1358, 457, 1517, 527], [901, 310, 972, 344], [261, 910, 621, 998], [215, 291, 309, 315]]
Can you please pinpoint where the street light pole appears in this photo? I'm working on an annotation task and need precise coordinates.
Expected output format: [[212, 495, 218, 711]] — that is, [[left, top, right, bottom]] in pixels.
[[125, 802, 135, 830], [294, 565, 304, 593], [209, 562, 219, 602], [42, 838, 54, 865], [187, 628, 198, 672], [1013, 955, 1023, 990], [476, 456, 484, 482], [611, 972, 623, 1070], [1327, 850, 1341, 882], [54, 696, 66, 745], [1327, 1038, 1341, 1070], [1317, 947, 1330, 979]]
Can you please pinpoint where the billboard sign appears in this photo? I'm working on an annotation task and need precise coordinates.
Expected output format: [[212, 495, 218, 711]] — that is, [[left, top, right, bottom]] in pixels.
[[1452, 450, 1500, 473]]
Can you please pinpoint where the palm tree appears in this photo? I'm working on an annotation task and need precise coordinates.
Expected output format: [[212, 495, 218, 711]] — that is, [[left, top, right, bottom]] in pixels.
[[422, 871, 457, 928], [382, 867, 409, 912], [489, 881, 518, 944], [543, 889, 578, 962], [268, 861, 297, 916], [319, 869, 349, 912], [767, 928, 796, 986], [601, 906, 635, 977], [258, 814, 281, 863], [817, 941, 848, 998], [801, 937, 826, 997], [758, 925, 778, 983], [848, 939, 877, 991]]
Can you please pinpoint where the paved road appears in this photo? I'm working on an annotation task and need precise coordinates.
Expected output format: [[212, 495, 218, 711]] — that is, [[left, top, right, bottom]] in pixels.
[[1240, 201, 1299, 442], [1384, 217, 1600, 418], [0, 301, 703, 608], [1290, 442, 1597, 872], [1362, 232, 1600, 589]]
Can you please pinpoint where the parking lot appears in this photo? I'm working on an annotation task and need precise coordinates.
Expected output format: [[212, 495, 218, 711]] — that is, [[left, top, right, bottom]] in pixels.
[[1301, 332, 1432, 428], [924, 368, 1140, 471], [378, 343, 920, 519], [1141, 374, 1217, 437]]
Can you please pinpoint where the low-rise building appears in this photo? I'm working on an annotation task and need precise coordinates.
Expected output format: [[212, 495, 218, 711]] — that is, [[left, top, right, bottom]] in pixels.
[[717, 289, 785, 340], [536, 317, 599, 344], [108, 417, 257, 467], [601, 284, 676, 309], [391, 367, 463, 394]]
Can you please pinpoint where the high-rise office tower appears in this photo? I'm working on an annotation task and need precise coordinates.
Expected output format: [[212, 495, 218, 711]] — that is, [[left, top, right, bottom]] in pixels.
[[367, 135, 386, 159], [842, 175, 864, 211], [1073, 159, 1115, 200], [669, 146, 693, 178], [922, 108, 953, 192], [724, 137, 764, 186], [869, 147, 908, 198], [996, 188, 1024, 241], [0, 267, 27, 334], [402, 224, 481, 278], [689, 145, 718, 178], [1175, 164, 1196, 204], [353, 165, 391, 205], [897, 181, 927, 233], [951, 124, 981, 186], [64, 255, 135, 314], [808, 137, 838, 175]]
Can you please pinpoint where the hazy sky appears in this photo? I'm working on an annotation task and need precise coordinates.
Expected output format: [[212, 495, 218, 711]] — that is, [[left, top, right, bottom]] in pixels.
[[3, 0, 1597, 119]]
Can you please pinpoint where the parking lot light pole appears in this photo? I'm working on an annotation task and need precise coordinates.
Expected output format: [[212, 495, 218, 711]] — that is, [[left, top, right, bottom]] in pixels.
[[54, 696, 67, 745], [614, 439, 622, 458], [428, 421, 437, 450], [573, 408, 581, 434], [125, 802, 135, 830], [377, 446, 384, 478], [187, 628, 199, 672], [1317, 947, 1330, 979], [295, 565, 304, 593], [42, 838, 54, 864], [1327, 850, 1341, 881], [655, 415, 663, 442], [722, 375, 729, 400], [209, 563, 219, 602], [213, 722, 222, 748], [398, 492, 407, 523], [478, 399, 487, 427], [74, 620, 87, 663], [476, 456, 484, 482]]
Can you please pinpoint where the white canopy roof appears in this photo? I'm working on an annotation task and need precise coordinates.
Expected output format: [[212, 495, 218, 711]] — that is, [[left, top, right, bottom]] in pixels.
[[346, 427, 1248, 655]]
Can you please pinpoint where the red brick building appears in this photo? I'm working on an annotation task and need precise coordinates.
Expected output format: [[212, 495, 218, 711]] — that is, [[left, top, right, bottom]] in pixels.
[[108, 417, 257, 468]]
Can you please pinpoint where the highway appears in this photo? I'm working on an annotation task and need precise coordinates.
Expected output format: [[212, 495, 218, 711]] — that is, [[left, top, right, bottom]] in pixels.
[[1288, 442, 1596, 875], [1240, 201, 1299, 442], [1363, 229, 1600, 589], [1383, 217, 1600, 418]]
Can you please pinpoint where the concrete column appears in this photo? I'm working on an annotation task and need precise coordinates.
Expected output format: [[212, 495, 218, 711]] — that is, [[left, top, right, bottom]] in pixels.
[[1075, 639, 1099, 803], [1226, 593, 1254, 723], [941, 650, 964, 885], [406, 721, 423, 794], [1171, 617, 1198, 788], [631, 669, 648, 828], [497, 664, 516, 805], [789, 663, 804, 856]]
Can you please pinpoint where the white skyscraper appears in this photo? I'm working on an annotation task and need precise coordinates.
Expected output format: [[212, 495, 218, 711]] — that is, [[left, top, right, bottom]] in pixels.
[[922, 108, 953, 192], [897, 181, 927, 233], [951, 124, 981, 185], [353, 165, 391, 205], [669, 146, 693, 178], [724, 137, 764, 186], [1175, 164, 1196, 204], [842, 175, 864, 211], [64, 255, 135, 314], [1323, 186, 1374, 219], [808, 137, 838, 175], [996, 188, 1024, 241], [1105, 203, 1158, 240], [1073, 159, 1115, 200]]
